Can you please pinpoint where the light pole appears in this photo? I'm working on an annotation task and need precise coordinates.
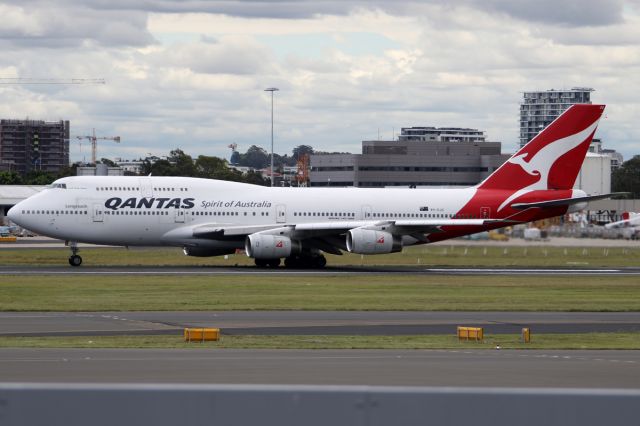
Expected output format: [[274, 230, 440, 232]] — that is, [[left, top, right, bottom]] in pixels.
[[264, 87, 279, 187]]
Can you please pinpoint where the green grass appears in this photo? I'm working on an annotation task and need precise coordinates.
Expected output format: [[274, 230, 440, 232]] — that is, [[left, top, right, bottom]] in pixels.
[[1, 333, 639, 350], [1, 245, 640, 267], [1, 275, 639, 312]]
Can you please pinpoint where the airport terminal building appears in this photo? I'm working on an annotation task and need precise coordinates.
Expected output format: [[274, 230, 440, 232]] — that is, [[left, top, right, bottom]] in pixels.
[[309, 127, 509, 187]]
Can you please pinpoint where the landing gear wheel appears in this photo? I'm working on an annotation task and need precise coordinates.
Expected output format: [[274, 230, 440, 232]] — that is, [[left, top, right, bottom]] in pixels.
[[255, 258, 268, 268], [266, 258, 281, 268], [284, 255, 327, 269], [67, 241, 82, 267], [68, 255, 82, 267]]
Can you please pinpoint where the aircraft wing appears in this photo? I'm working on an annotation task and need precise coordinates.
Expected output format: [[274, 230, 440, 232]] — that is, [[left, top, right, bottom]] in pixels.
[[163, 218, 513, 255], [190, 218, 510, 238]]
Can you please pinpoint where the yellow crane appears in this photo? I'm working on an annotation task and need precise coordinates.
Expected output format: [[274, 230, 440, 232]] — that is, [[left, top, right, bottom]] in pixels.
[[76, 129, 121, 164]]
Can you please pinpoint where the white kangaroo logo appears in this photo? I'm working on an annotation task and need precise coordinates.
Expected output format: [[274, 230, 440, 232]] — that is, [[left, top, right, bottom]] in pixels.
[[498, 119, 600, 212]]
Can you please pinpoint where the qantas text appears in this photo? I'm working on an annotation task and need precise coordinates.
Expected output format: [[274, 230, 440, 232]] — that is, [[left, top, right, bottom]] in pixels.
[[104, 197, 195, 211]]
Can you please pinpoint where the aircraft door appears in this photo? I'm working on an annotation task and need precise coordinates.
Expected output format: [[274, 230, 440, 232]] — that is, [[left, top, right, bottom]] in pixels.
[[276, 204, 286, 223], [139, 178, 153, 198], [175, 209, 185, 223], [361, 205, 372, 220], [93, 203, 104, 222]]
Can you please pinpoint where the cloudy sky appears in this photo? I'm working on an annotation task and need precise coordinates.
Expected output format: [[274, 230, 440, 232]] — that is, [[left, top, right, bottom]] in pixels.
[[1, 0, 639, 163]]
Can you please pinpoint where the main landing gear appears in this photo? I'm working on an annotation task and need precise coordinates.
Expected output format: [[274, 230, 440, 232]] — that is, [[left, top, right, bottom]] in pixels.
[[254, 258, 281, 268], [284, 254, 327, 269], [68, 241, 82, 267], [254, 254, 327, 269]]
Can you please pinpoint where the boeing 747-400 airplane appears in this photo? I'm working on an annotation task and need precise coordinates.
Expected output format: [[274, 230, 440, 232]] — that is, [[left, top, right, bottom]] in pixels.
[[8, 104, 619, 268]]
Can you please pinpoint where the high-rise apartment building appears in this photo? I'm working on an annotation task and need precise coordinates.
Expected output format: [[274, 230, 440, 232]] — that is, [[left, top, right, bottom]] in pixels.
[[520, 88, 593, 148], [0, 119, 70, 175]]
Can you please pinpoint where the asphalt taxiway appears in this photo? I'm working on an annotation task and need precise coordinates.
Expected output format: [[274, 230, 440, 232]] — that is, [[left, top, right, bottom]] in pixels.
[[2, 311, 640, 337], [1, 243, 638, 389], [1, 264, 639, 276], [1, 348, 638, 388]]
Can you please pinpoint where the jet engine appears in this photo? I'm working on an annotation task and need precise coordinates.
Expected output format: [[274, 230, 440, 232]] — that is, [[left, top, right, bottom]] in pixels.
[[245, 234, 301, 259], [346, 229, 402, 254]]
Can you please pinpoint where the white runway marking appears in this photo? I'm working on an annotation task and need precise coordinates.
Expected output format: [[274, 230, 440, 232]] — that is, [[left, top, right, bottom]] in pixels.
[[426, 268, 625, 275], [1, 267, 638, 276]]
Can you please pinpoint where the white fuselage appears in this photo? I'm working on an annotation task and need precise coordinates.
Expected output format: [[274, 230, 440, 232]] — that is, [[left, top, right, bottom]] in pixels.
[[10, 176, 478, 247]]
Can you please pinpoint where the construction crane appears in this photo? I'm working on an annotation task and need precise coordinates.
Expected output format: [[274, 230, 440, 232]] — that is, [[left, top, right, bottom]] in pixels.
[[296, 154, 310, 187], [0, 78, 105, 85], [76, 129, 120, 164]]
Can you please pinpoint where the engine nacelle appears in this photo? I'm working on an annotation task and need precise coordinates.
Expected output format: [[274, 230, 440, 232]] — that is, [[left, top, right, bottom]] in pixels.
[[245, 234, 300, 259], [567, 189, 588, 213], [182, 247, 236, 257], [346, 229, 402, 254]]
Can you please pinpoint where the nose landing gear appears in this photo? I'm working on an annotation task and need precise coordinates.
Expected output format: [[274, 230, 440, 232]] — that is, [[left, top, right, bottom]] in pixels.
[[67, 241, 82, 267]]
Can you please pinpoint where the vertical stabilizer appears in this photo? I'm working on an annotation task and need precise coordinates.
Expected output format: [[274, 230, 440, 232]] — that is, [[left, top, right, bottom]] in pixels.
[[479, 104, 605, 191]]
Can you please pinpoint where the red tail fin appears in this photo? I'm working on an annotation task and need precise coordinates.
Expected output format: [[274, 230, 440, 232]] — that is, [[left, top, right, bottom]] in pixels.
[[480, 104, 605, 191]]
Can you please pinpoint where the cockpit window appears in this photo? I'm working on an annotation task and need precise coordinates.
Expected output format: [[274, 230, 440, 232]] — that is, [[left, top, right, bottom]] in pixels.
[[47, 183, 67, 189]]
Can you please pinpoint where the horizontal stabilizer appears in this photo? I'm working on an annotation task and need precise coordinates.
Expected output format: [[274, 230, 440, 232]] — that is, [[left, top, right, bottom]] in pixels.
[[511, 193, 629, 210]]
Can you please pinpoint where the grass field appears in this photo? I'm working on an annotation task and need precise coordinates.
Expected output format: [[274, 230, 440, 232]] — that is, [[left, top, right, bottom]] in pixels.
[[1, 274, 639, 312], [1, 333, 639, 350], [1, 244, 639, 267], [2, 245, 638, 350]]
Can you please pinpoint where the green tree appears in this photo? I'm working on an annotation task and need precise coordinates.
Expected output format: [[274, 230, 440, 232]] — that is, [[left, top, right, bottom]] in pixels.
[[0, 171, 22, 185], [169, 149, 198, 176], [23, 171, 56, 185], [138, 149, 270, 185], [244, 170, 270, 186], [99, 158, 116, 167], [148, 159, 175, 176], [55, 164, 78, 179], [239, 145, 269, 169], [195, 155, 228, 178], [195, 155, 242, 181], [292, 144, 314, 161], [612, 156, 640, 198]]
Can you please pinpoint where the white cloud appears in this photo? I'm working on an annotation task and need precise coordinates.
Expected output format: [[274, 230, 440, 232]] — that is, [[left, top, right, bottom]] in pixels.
[[0, 0, 638, 164]]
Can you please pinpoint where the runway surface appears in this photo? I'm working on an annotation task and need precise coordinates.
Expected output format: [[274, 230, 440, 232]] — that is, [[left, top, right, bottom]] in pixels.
[[2, 311, 640, 337], [2, 248, 638, 390], [1, 265, 640, 276], [1, 348, 638, 388]]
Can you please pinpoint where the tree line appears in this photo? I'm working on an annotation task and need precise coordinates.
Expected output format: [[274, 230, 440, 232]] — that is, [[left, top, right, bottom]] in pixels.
[[0, 145, 323, 186], [611, 155, 640, 198], [142, 149, 269, 185]]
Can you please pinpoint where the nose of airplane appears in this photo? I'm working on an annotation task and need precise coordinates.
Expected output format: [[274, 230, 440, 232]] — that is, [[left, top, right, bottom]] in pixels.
[[7, 203, 23, 225]]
